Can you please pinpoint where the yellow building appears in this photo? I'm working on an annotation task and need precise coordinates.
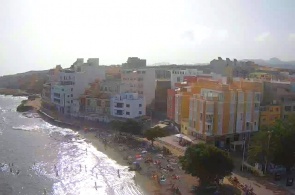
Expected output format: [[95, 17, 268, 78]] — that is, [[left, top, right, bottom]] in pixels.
[[181, 119, 189, 135], [259, 105, 281, 128], [174, 78, 263, 144], [249, 72, 272, 80]]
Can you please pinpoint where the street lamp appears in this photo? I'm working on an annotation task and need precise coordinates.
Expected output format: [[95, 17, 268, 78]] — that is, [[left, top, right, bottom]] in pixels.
[[242, 137, 246, 171], [264, 131, 272, 174]]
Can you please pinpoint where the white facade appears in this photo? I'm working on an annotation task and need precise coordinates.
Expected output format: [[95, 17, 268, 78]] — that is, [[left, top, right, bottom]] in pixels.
[[110, 93, 145, 119], [51, 84, 74, 114], [70, 99, 80, 117], [170, 69, 204, 89], [51, 58, 106, 115], [121, 68, 156, 106]]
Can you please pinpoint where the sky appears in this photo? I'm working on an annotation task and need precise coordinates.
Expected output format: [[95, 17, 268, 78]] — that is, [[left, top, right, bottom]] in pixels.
[[0, 0, 295, 75]]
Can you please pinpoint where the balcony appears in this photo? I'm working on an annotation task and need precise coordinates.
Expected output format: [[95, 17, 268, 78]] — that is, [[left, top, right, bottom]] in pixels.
[[205, 114, 214, 123], [114, 103, 124, 108]]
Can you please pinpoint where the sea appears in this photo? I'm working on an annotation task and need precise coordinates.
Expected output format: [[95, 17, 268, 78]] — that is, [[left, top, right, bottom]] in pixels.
[[0, 95, 144, 195]]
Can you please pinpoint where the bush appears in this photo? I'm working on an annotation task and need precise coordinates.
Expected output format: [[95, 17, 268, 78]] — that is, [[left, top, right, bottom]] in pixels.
[[16, 104, 33, 112]]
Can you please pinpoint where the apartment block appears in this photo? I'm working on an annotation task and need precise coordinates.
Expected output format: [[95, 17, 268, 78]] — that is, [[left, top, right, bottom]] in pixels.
[[110, 93, 145, 119], [121, 68, 156, 106], [263, 80, 295, 120], [122, 57, 146, 69], [172, 78, 263, 144], [259, 105, 281, 128]]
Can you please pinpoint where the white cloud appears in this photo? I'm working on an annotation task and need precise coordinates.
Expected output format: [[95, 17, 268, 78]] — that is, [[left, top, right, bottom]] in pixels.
[[288, 33, 295, 41], [255, 32, 271, 42], [216, 29, 229, 41]]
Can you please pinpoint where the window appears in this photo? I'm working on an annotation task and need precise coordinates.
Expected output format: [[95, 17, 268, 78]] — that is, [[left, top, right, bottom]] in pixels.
[[71, 100, 73, 103], [285, 106, 291, 112], [139, 111, 142, 115], [255, 93, 260, 101], [62, 89, 64, 91], [254, 103, 259, 111], [139, 104, 142, 107], [240, 113, 243, 120], [126, 112, 130, 115], [71, 88, 73, 91], [71, 94, 73, 97], [293, 106, 295, 112], [200, 113, 203, 120], [68, 95, 70, 97], [126, 104, 130, 107]]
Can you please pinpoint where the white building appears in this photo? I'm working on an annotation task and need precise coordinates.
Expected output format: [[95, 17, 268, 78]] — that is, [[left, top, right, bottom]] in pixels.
[[51, 58, 106, 115], [110, 93, 145, 119], [121, 68, 156, 106], [170, 69, 204, 89], [51, 84, 74, 114]]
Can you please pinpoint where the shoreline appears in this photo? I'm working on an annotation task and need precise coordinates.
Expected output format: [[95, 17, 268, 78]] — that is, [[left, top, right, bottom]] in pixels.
[[32, 102, 198, 194], [0, 89, 30, 97], [36, 109, 164, 194]]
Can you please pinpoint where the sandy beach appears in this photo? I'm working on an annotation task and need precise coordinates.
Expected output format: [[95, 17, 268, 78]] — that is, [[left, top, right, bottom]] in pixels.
[[22, 96, 198, 194]]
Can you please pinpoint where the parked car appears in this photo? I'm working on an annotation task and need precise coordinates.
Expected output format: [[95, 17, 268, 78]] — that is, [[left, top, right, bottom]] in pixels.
[[269, 165, 286, 175]]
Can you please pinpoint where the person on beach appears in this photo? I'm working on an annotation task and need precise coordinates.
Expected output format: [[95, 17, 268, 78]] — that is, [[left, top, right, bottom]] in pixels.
[[117, 169, 120, 178], [94, 182, 97, 190]]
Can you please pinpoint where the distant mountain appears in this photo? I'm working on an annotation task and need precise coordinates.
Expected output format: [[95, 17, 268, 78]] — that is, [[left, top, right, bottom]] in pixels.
[[0, 70, 49, 94], [243, 58, 295, 69]]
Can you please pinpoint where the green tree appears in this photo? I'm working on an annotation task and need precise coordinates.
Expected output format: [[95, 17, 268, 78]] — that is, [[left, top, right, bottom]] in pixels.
[[110, 120, 123, 133], [110, 120, 143, 135], [144, 126, 168, 146], [249, 116, 295, 172], [179, 143, 234, 186]]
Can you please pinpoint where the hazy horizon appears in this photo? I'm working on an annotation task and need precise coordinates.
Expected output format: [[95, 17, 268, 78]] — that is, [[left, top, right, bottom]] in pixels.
[[1, 0, 294, 76]]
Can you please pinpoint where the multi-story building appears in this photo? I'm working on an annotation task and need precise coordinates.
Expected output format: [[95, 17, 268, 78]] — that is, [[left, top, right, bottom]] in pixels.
[[106, 65, 121, 79], [259, 105, 281, 128], [154, 80, 171, 113], [99, 79, 123, 96], [41, 65, 63, 110], [171, 77, 263, 145], [51, 58, 106, 115], [210, 57, 257, 78], [170, 69, 204, 89], [121, 68, 156, 106], [249, 72, 272, 80], [167, 76, 215, 120], [122, 57, 146, 69], [110, 93, 145, 119], [51, 84, 74, 114], [262, 80, 295, 120]]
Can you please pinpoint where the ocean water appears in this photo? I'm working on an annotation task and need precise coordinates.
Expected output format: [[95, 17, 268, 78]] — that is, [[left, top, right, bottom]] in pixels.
[[0, 95, 144, 195]]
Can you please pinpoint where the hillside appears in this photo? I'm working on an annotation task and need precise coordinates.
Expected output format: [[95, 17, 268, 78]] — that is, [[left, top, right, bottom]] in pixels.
[[243, 58, 295, 69], [0, 70, 49, 94]]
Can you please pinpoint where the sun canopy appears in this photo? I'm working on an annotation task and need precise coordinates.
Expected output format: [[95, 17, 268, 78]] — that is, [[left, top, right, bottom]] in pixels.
[[174, 134, 193, 142]]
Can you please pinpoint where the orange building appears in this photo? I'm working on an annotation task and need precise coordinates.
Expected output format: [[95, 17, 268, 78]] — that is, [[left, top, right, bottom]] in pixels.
[[172, 78, 263, 145], [106, 65, 121, 79]]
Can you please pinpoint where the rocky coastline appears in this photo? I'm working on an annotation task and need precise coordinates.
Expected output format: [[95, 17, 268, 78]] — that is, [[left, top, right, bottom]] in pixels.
[[0, 88, 30, 96]]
